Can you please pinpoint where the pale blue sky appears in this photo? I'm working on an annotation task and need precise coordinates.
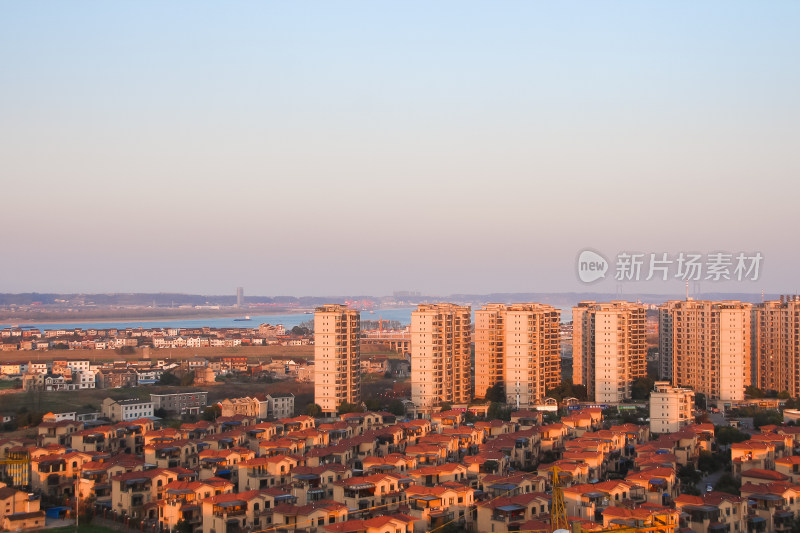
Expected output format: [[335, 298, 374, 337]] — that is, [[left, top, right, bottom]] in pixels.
[[1, 2, 798, 296]]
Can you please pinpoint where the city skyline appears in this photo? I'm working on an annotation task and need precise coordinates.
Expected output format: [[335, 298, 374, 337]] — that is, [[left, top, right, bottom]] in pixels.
[[2, 2, 799, 296]]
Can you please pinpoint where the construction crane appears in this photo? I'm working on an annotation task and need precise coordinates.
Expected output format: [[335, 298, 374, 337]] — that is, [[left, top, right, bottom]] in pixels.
[[548, 465, 676, 533], [550, 466, 569, 532], [574, 513, 678, 533]]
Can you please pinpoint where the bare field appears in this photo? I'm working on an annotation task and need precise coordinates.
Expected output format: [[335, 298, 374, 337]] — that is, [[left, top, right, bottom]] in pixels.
[[0, 344, 400, 363], [0, 345, 313, 363]]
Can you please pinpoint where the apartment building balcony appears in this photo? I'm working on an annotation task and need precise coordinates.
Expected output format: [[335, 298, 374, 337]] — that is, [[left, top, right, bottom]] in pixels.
[[492, 504, 526, 523], [212, 502, 247, 518], [747, 515, 767, 533]]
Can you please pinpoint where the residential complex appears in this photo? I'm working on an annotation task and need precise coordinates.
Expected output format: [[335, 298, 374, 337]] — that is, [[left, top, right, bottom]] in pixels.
[[8, 296, 800, 533], [314, 305, 361, 415], [753, 296, 800, 396], [410, 304, 472, 416], [661, 300, 751, 401], [572, 301, 647, 403], [0, 323, 293, 352], [649, 381, 694, 434], [475, 303, 561, 408]]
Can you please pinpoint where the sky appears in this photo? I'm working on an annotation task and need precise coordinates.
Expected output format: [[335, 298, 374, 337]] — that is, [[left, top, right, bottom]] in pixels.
[[2, 2, 799, 297]]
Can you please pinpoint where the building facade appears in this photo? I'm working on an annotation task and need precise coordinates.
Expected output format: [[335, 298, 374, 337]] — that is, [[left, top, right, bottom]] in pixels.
[[649, 381, 694, 434], [474, 303, 561, 408], [572, 301, 647, 403], [101, 397, 154, 422], [314, 305, 361, 415], [150, 392, 208, 416], [411, 303, 472, 416], [662, 300, 751, 401], [753, 297, 800, 397], [658, 302, 677, 382]]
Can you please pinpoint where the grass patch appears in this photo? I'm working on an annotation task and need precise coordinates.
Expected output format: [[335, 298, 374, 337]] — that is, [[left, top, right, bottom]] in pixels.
[[47, 526, 119, 533], [0, 380, 315, 422]]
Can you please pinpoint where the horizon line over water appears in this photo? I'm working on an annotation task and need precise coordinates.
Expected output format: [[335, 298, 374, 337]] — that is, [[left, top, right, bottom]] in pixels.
[[0, 306, 576, 331]]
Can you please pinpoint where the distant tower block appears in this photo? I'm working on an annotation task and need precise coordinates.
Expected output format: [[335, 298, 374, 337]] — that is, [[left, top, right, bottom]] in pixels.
[[236, 287, 244, 307]]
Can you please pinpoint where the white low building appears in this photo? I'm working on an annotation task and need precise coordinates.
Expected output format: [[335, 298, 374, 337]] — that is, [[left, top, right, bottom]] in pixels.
[[650, 381, 694, 434]]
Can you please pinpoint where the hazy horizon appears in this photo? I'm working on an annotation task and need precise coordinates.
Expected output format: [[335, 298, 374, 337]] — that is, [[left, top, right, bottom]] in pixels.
[[3, 2, 799, 295]]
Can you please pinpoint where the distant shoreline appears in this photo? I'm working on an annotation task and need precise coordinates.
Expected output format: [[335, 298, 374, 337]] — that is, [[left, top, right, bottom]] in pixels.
[[0, 307, 309, 326]]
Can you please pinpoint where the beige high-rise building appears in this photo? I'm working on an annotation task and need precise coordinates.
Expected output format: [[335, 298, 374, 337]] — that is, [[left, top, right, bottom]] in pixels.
[[411, 303, 472, 416], [572, 301, 647, 403], [649, 381, 694, 434], [753, 297, 800, 397], [662, 300, 751, 401], [314, 305, 360, 416], [475, 303, 561, 408], [658, 301, 678, 382]]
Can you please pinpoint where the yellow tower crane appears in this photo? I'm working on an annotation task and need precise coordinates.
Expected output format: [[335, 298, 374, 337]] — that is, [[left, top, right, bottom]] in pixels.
[[550, 466, 569, 532]]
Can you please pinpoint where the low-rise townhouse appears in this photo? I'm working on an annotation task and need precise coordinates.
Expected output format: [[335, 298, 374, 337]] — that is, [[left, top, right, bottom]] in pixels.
[[152, 478, 235, 532], [323, 513, 416, 533], [476, 491, 551, 533], [110, 468, 182, 518], [405, 482, 475, 533], [237, 454, 303, 492], [731, 440, 776, 477], [740, 482, 800, 533], [30, 451, 92, 497], [674, 491, 748, 533], [406, 462, 469, 486], [564, 480, 643, 522], [198, 448, 255, 482], [332, 474, 408, 514], [200, 488, 297, 533], [625, 466, 678, 506], [291, 464, 352, 504], [271, 500, 349, 531], [776, 456, 800, 484], [144, 439, 199, 470]]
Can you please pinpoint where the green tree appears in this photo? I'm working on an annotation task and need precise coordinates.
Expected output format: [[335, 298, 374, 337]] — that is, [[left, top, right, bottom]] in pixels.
[[746, 385, 765, 398], [438, 401, 452, 412], [697, 450, 724, 474], [715, 426, 750, 446], [681, 483, 701, 496], [753, 410, 783, 429], [180, 371, 195, 387], [631, 376, 656, 400], [202, 405, 221, 421], [714, 473, 741, 496], [158, 372, 180, 386], [545, 381, 588, 402], [678, 464, 702, 486], [695, 393, 707, 409], [778, 391, 791, 400], [364, 398, 381, 411], [154, 408, 168, 419], [304, 403, 322, 417], [485, 383, 505, 403], [385, 399, 405, 417], [175, 519, 193, 533], [338, 402, 364, 414], [487, 402, 511, 421]]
